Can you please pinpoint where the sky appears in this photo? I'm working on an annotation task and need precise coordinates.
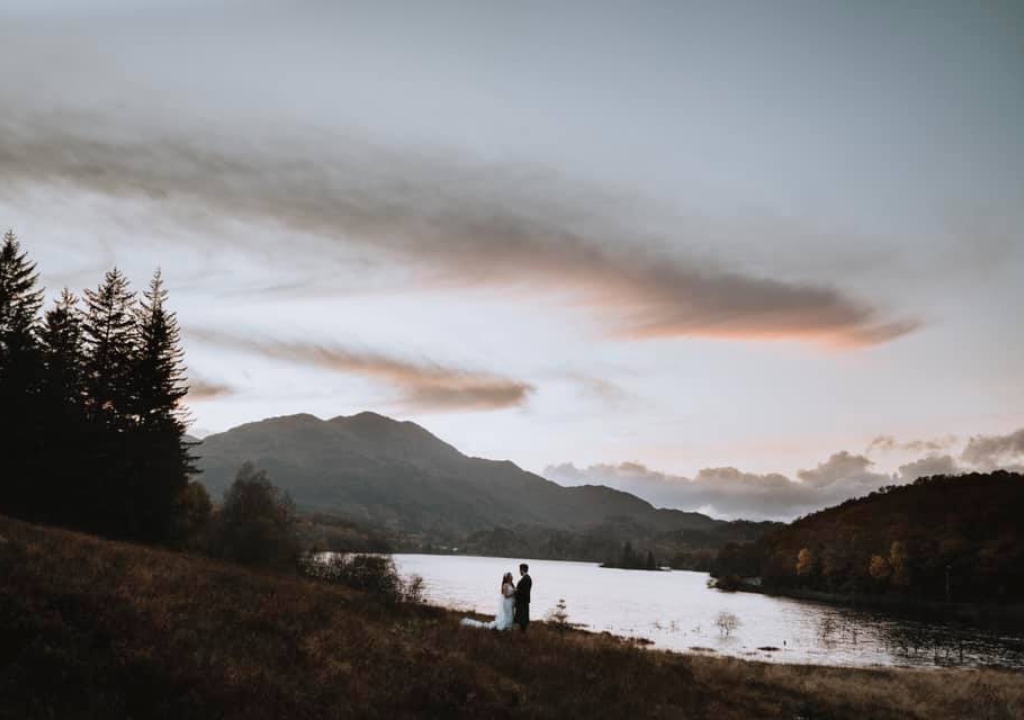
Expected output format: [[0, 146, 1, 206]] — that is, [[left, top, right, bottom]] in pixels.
[[1, 0, 1022, 519]]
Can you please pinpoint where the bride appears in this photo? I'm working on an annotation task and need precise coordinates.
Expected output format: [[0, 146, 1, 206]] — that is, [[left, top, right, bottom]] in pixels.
[[460, 572, 516, 630]]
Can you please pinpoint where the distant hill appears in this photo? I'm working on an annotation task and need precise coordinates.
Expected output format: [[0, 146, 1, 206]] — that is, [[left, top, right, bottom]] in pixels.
[[715, 471, 1024, 604], [193, 412, 765, 555]]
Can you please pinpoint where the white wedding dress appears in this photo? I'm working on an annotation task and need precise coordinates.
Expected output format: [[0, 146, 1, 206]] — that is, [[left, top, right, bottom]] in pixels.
[[460, 582, 515, 630]]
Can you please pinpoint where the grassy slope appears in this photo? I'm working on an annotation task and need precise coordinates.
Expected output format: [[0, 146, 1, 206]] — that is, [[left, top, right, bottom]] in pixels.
[[1, 516, 1020, 720]]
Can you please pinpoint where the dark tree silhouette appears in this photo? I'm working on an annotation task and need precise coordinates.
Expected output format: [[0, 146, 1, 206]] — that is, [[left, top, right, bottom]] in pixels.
[[0, 230, 45, 517], [80, 268, 140, 535], [601, 540, 660, 570], [212, 462, 299, 569], [82, 268, 137, 429], [0, 231, 200, 546], [38, 289, 87, 524], [131, 270, 196, 543]]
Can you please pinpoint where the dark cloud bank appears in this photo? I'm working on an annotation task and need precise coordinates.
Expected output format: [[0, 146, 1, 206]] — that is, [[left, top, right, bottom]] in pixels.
[[547, 428, 1024, 521]]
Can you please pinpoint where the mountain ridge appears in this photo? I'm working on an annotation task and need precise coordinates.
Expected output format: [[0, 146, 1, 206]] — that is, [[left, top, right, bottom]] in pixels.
[[193, 411, 723, 540]]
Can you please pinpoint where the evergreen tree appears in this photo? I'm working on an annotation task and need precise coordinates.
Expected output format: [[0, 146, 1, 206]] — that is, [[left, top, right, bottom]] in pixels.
[[134, 270, 189, 432], [131, 270, 195, 543], [81, 268, 138, 429], [621, 541, 636, 568], [38, 289, 88, 524], [80, 268, 138, 535], [0, 230, 45, 517], [40, 289, 85, 404]]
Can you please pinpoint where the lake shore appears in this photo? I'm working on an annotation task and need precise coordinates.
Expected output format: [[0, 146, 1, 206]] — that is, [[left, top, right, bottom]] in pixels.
[[3, 515, 1022, 720], [716, 579, 1024, 632]]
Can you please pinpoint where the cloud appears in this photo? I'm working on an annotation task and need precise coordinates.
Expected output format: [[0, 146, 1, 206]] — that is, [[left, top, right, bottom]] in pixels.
[[897, 454, 960, 480], [545, 447, 982, 521], [0, 97, 918, 348], [546, 454, 891, 521], [186, 376, 234, 401], [867, 434, 958, 454], [187, 329, 534, 412], [550, 425, 1024, 520], [961, 428, 1024, 469]]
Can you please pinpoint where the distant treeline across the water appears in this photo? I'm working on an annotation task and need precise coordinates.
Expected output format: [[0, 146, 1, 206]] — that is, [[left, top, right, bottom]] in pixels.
[[712, 471, 1024, 606]]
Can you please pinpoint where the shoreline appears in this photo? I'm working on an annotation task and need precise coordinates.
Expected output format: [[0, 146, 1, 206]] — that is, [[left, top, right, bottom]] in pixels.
[[716, 580, 1024, 632], [446, 603, 1024, 672]]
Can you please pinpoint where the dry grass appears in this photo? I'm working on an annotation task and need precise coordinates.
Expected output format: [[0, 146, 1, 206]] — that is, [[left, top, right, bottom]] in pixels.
[[1, 516, 1021, 720]]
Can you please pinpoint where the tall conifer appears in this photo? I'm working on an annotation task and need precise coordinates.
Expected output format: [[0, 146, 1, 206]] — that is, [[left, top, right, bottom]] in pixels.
[[39, 289, 87, 524], [81, 268, 138, 534], [0, 230, 45, 516], [132, 269, 194, 542], [82, 268, 138, 425]]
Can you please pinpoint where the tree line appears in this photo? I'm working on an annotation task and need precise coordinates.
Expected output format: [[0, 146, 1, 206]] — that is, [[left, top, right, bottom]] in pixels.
[[601, 541, 659, 570], [0, 230, 202, 546], [0, 230, 420, 597], [711, 471, 1024, 604]]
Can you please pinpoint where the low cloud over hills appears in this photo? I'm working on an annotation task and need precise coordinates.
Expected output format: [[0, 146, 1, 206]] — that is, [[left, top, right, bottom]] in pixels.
[[546, 428, 1024, 521]]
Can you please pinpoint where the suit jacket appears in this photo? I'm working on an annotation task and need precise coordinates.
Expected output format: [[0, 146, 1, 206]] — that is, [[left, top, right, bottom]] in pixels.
[[515, 574, 532, 606]]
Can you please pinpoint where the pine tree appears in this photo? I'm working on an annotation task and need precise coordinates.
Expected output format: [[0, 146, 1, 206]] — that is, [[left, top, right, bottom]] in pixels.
[[38, 289, 88, 524], [131, 270, 195, 543], [41, 288, 85, 408], [80, 268, 138, 535], [134, 270, 189, 432], [81, 268, 138, 429], [0, 230, 44, 356], [0, 230, 45, 517]]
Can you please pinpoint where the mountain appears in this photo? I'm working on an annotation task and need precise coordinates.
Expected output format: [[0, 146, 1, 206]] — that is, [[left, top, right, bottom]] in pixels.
[[193, 412, 730, 544], [714, 471, 1024, 604]]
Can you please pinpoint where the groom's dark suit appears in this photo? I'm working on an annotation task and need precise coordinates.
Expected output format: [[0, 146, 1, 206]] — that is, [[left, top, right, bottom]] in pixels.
[[514, 573, 532, 631]]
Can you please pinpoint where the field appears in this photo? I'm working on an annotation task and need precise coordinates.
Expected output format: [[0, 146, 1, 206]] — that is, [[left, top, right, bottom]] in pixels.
[[1, 515, 1021, 719]]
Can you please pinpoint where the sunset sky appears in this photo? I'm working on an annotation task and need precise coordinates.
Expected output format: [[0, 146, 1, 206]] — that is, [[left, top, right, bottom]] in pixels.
[[2, 1, 1022, 518]]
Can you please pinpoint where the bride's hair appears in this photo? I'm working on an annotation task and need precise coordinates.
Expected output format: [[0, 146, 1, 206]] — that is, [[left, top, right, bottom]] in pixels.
[[501, 572, 513, 591]]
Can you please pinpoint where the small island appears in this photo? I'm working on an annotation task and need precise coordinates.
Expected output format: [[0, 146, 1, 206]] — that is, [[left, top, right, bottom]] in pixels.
[[601, 541, 663, 571]]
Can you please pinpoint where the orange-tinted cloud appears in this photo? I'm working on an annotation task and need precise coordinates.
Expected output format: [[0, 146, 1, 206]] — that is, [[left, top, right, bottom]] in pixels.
[[187, 329, 533, 412], [186, 376, 234, 401], [0, 104, 918, 348]]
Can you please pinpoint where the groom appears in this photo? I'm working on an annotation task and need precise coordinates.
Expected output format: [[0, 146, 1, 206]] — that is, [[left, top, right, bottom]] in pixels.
[[514, 563, 532, 633]]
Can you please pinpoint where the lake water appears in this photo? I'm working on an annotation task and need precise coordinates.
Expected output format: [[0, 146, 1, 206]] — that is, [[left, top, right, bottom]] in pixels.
[[393, 554, 1024, 669]]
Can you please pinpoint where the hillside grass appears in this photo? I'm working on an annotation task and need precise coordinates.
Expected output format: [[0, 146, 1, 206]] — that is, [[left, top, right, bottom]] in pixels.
[[1, 516, 1021, 720]]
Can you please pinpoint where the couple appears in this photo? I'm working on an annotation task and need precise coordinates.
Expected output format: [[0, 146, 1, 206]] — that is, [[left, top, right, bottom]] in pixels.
[[461, 563, 532, 632]]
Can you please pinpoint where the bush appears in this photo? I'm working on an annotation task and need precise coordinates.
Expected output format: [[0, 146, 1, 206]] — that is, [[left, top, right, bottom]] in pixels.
[[209, 463, 299, 570], [715, 611, 741, 638], [301, 552, 425, 605]]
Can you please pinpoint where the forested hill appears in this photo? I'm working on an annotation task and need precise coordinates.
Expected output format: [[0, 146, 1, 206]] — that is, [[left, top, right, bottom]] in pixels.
[[716, 471, 1024, 604]]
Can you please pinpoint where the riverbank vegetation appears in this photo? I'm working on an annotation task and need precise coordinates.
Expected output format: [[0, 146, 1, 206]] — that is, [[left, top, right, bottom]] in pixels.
[[3, 514, 1022, 720], [712, 471, 1024, 613]]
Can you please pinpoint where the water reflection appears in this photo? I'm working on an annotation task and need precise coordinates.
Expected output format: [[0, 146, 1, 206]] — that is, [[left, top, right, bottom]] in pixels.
[[393, 553, 1024, 669]]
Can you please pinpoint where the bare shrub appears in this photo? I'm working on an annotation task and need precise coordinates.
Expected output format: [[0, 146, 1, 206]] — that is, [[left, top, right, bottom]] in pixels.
[[403, 574, 426, 604], [714, 611, 741, 638]]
